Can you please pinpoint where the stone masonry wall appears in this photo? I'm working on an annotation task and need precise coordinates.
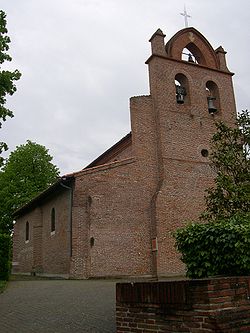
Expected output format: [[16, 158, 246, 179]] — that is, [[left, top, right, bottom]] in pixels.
[[116, 277, 250, 332]]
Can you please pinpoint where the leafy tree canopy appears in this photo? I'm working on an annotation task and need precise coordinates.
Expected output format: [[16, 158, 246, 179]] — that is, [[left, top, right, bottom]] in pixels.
[[202, 110, 250, 221], [0, 140, 60, 234], [0, 10, 21, 165], [174, 110, 250, 278]]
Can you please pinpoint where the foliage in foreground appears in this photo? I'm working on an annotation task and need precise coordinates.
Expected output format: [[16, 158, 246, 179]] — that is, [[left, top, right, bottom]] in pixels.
[[174, 111, 250, 278], [0, 280, 7, 293], [202, 110, 250, 221], [0, 140, 60, 234], [0, 10, 21, 166], [174, 214, 250, 278], [0, 233, 11, 280]]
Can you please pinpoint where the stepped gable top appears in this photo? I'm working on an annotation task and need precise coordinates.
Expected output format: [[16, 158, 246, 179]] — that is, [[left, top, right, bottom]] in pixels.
[[165, 27, 219, 69]]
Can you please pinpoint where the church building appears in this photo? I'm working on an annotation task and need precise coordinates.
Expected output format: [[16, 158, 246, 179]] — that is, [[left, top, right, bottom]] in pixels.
[[12, 26, 237, 279]]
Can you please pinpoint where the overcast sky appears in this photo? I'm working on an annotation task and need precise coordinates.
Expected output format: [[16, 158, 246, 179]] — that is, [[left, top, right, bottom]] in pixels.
[[1, 0, 250, 175]]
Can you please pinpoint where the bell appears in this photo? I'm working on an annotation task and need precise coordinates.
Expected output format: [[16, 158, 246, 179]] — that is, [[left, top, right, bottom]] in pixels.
[[188, 54, 194, 63], [207, 96, 217, 114], [176, 85, 186, 104], [176, 93, 184, 104]]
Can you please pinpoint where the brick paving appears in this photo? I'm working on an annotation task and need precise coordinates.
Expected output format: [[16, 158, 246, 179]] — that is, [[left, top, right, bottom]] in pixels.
[[0, 280, 116, 333]]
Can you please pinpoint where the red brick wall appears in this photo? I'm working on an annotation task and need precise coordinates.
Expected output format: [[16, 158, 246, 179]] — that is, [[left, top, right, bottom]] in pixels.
[[13, 27, 238, 279], [89, 141, 133, 167], [145, 29, 236, 277], [70, 95, 162, 279], [13, 188, 70, 275], [41, 190, 71, 275], [70, 27, 237, 279], [110, 144, 132, 163], [12, 209, 38, 273], [116, 277, 250, 332], [166, 28, 219, 69], [70, 157, 156, 279]]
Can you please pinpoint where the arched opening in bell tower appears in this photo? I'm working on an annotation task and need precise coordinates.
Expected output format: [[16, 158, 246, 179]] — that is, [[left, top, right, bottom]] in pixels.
[[206, 80, 220, 114], [181, 47, 198, 64], [175, 73, 190, 105], [181, 42, 206, 65]]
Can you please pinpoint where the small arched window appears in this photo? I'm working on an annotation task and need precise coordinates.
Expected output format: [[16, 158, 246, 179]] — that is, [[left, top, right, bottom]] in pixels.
[[25, 221, 29, 242], [51, 208, 55, 233], [206, 81, 220, 114], [175, 73, 190, 105]]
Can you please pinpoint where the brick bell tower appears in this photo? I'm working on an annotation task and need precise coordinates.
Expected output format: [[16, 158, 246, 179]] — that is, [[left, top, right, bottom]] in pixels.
[[143, 27, 237, 277]]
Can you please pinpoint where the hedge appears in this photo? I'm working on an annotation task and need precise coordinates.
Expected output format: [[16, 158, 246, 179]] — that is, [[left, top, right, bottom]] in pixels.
[[174, 215, 250, 278], [0, 233, 11, 280]]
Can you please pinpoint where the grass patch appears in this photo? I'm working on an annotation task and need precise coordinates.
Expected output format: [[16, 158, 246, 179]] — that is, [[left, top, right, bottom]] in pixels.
[[0, 280, 7, 293]]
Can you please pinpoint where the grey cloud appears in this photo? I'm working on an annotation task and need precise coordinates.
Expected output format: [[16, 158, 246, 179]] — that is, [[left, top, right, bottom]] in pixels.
[[1, 0, 250, 174]]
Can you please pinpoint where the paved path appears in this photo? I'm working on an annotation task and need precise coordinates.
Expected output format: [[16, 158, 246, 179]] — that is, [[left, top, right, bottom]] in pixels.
[[0, 280, 116, 333]]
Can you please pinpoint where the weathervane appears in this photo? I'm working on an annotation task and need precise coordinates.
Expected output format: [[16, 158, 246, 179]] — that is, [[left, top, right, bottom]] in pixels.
[[180, 5, 191, 28]]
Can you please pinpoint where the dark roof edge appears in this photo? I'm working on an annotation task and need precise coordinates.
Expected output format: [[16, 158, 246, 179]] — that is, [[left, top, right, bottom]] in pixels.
[[13, 176, 74, 218], [84, 132, 132, 169], [14, 133, 132, 218]]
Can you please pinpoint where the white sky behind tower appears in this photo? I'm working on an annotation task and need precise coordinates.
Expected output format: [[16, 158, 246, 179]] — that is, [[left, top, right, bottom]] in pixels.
[[1, 0, 250, 175]]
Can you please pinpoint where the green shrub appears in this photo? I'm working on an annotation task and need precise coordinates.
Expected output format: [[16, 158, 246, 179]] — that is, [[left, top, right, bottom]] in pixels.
[[174, 112, 250, 279], [0, 280, 7, 292], [0, 233, 11, 280], [174, 215, 250, 278]]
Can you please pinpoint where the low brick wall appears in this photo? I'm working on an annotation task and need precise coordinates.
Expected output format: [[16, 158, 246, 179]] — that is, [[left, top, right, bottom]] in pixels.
[[116, 277, 250, 332]]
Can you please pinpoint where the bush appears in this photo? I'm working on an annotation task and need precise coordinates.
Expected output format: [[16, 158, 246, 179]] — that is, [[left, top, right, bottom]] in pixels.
[[174, 215, 250, 278], [0, 233, 11, 280], [174, 112, 250, 278], [202, 110, 250, 221], [0, 280, 7, 292]]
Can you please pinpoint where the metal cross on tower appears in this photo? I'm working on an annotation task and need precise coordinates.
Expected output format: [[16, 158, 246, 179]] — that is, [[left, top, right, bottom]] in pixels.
[[180, 5, 191, 28]]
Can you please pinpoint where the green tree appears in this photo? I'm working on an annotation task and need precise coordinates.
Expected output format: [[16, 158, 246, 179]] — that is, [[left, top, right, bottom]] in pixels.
[[202, 110, 250, 221], [0, 233, 11, 280], [0, 10, 21, 166], [0, 140, 60, 234], [174, 111, 250, 278]]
